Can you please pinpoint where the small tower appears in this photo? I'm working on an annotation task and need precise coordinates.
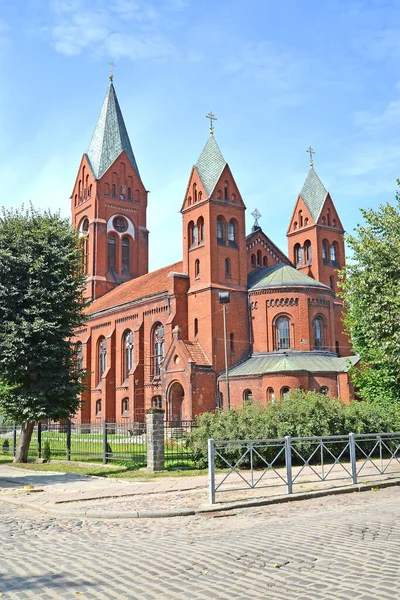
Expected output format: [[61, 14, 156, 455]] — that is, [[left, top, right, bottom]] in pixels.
[[71, 78, 149, 300], [181, 120, 249, 371]]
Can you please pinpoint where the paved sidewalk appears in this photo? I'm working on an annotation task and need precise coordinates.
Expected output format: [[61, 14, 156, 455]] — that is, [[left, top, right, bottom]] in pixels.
[[1, 462, 400, 518]]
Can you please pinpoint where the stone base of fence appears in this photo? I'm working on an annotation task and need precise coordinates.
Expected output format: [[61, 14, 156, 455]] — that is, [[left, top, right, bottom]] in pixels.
[[146, 408, 165, 472]]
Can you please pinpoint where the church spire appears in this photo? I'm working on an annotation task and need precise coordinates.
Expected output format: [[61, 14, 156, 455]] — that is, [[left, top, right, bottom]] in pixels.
[[194, 135, 227, 198], [87, 81, 140, 180], [299, 167, 328, 223]]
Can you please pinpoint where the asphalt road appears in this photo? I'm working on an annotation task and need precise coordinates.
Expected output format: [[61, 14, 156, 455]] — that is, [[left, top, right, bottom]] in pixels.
[[1, 486, 399, 599]]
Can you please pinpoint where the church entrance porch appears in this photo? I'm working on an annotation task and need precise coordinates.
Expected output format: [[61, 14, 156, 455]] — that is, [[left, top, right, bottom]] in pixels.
[[167, 382, 185, 423]]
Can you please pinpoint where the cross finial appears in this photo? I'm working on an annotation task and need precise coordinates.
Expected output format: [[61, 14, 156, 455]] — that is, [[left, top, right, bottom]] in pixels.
[[109, 61, 115, 81], [306, 146, 315, 167], [206, 111, 217, 135], [251, 208, 262, 230]]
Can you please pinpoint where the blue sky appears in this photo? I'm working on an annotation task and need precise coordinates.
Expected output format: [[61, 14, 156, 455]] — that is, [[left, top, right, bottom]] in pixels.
[[1, 0, 400, 270]]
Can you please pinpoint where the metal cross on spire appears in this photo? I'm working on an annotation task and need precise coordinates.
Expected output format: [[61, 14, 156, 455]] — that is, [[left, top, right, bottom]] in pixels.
[[306, 146, 315, 167], [206, 111, 217, 135], [251, 208, 262, 229], [109, 61, 115, 81]]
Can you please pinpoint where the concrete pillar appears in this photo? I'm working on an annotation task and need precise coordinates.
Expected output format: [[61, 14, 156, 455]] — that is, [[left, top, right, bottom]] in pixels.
[[146, 408, 165, 472]]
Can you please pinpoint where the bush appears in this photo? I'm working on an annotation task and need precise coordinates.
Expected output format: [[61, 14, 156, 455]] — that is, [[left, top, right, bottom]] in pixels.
[[42, 440, 51, 461], [189, 390, 400, 468], [2, 438, 10, 454]]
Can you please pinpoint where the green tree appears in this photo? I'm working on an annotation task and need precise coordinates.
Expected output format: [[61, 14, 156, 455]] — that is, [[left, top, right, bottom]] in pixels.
[[0, 206, 87, 462], [339, 188, 400, 403]]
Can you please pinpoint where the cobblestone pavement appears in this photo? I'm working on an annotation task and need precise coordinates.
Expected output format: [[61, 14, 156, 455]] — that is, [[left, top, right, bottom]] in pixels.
[[1, 486, 400, 599]]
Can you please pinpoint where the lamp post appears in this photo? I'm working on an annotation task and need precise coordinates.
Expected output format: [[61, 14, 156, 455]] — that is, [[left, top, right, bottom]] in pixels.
[[218, 291, 231, 410]]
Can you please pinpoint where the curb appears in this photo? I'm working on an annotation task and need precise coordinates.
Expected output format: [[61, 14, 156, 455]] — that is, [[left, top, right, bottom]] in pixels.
[[1, 476, 400, 519]]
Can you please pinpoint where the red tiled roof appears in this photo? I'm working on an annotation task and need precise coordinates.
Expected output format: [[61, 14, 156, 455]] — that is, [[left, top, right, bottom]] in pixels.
[[86, 261, 184, 316], [184, 340, 211, 366]]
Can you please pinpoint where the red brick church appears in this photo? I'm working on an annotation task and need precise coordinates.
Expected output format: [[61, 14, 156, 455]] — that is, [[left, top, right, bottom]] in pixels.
[[72, 78, 358, 423]]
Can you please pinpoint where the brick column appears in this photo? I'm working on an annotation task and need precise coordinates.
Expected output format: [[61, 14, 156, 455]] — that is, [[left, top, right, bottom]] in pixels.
[[146, 408, 165, 472]]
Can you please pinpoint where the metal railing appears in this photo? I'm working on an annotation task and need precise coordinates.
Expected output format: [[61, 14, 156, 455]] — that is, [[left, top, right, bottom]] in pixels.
[[164, 420, 197, 468], [208, 431, 400, 504]]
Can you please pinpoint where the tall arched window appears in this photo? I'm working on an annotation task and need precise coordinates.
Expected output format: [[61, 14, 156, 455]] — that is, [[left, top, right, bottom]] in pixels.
[[195, 259, 200, 278], [76, 342, 83, 372], [304, 240, 312, 264], [108, 235, 117, 270], [257, 250, 262, 266], [98, 337, 107, 382], [335, 340, 340, 355], [188, 221, 197, 248], [299, 210, 303, 227], [122, 237, 130, 273], [263, 256, 268, 267], [227, 220, 235, 243], [251, 254, 256, 266], [230, 332, 235, 353], [197, 217, 204, 243], [112, 184, 116, 197], [124, 330, 134, 380], [96, 399, 102, 416], [330, 276, 334, 290], [194, 318, 198, 337], [122, 398, 129, 414], [313, 317, 323, 349], [294, 243, 303, 266], [152, 323, 165, 377], [330, 242, 338, 264], [224, 180, 229, 200], [225, 258, 231, 277], [217, 218, 224, 243], [281, 387, 290, 399], [267, 387, 275, 402], [193, 183, 197, 203], [243, 389, 253, 405], [127, 187, 132, 200], [276, 316, 290, 350], [322, 240, 328, 262]]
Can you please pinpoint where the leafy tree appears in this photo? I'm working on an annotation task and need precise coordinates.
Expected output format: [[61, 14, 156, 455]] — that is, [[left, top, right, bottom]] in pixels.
[[0, 206, 87, 462], [339, 189, 400, 403]]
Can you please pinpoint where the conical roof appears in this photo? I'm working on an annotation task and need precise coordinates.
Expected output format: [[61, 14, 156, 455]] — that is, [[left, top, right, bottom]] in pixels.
[[87, 82, 139, 179], [194, 135, 227, 197], [299, 167, 328, 222], [248, 262, 330, 291]]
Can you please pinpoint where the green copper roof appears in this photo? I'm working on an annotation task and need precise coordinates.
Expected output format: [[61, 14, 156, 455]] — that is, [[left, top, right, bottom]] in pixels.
[[223, 352, 359, 378], [299, 167, 328, 222], [87, 82, 140, 180], [195, 135, 227, 197], [248, 263, 330, 291]]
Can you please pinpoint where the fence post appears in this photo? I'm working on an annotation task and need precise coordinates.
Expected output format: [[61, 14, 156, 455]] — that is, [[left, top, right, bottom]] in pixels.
[[66, 420, 71, 461], [285, 436, 293, 494], [37, 422, 42, 459], [146, 408, 165, 472], [208, 438, 216, 505], [12, 424, 17, 457], [349, 432, 357, 484], [103, 420, 108, 465]]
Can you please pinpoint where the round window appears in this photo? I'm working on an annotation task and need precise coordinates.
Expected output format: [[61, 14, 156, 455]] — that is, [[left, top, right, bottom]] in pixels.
[[113, 216, 128, 233]]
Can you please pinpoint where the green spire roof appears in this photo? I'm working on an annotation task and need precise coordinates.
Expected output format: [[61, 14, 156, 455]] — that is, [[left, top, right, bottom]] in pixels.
[[299, 167, 328, 222], [87, 82, 139, 180], [195, 135, 227, 197], [248, 262, 330, 291]]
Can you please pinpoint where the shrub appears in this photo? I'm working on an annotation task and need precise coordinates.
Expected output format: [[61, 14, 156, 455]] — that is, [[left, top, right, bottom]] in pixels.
[[42, 440, 51, 461], [2, 438, 10, 454], [189, 390, 400, 468]]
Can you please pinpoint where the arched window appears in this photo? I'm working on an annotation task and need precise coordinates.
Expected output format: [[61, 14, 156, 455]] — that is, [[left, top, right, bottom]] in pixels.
[[193, 183, 197, 203], [281, 387, 290, 399], [89, 184, 92, 197], [294, 243, 303, 266], [96, 399, 102, 416], [98, 337, 107, 382], [330, 243, 336, 263], [251, 254, 256, 266], [108, 235, 117, 270], [293, 221, 298, 230], [322, 240, 328, 262], [197, 217, 204, 243], [276, 316, 290, 350], [127, 187, 132, 200], [227, 220, 235, 243], [305, 217, 309, 226], [85, 174, 89, 191], [230, 332, 235, 353], [322, 216, 326, 225], [112, 184, 116, 197], [243, 389, 253, 405], [304, 240, 312, 264], [330, 276, 334, 290], [188, 221, 197, 248], [217, 189, 222, 199], [152, 323, 165, 377], [152, 395, 162, 408], [327, 209, 331, 226], [224, 180, 229, 200], [335, 340, 340, 355], [124, 330, 134, 380], [225, 258, 231, 277], [119, 185, 124, 200], [195, 259, 200, 278], [104, 183, 110, 195], [78, 179, 82, 196], [333, 219, 337, 227], [263, 256, 268, 267], [299, 210, 303, 227], [76, 342, 83, 372], [194, 318, 198, 337], [122, 237, 130, 273], [74, 194, 78, 206], [198, 191, 202, 201], [231, 193, 236, 202], [257, 250, 262, 265], [313, 317, 323, 349], [122, 398, 129, 414], [217, 218, 224, 243], [320, 386, 328, 395], [267, 387, 275, 402]]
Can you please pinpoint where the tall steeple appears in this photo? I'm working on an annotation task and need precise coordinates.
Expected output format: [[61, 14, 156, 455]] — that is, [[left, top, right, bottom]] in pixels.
[[87, 82, 140, 180], [299, 167, 329, 224], [194, 135, 227, 198]]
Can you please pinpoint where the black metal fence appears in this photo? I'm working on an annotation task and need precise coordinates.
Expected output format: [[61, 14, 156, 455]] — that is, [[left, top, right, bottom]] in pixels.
[[0, 419, 197, 469]]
